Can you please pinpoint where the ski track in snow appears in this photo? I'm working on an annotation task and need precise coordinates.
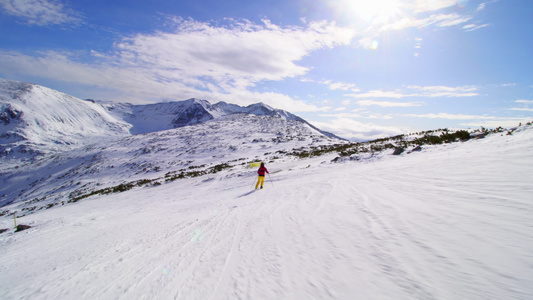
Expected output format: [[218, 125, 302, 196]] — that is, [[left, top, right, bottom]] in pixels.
[[1, 130, 533, 299]]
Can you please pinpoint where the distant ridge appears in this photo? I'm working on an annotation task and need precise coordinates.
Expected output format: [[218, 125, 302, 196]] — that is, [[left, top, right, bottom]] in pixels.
[[100, 98, 342, 139], [0, 78, 342, 159]]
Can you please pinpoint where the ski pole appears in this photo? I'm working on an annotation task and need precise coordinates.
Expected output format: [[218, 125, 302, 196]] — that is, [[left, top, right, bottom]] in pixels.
[[267, 173, 274, 187]]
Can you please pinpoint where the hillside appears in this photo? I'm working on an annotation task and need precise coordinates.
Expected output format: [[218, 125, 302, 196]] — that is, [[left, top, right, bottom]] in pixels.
[[101, 99, 328, 136], [0, 79, 132, 158], [0, 79, 343, 209], [1, 79, 344, 209], [1, 123, 532, 299], [0, 112, 340, 209], [1, 78, 339, 165]]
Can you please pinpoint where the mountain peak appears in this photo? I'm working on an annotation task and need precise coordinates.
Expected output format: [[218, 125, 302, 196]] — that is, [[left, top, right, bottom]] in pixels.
[[1, 79, 132, 157], [1, 79, 342, 160], [0, 78, 35, 100], [182, 98, 210, 106], [104, 97, 311, 134]]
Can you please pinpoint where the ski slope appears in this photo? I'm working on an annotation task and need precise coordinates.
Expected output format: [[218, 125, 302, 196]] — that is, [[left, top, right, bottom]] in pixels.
[[1, 127, 533, 299]]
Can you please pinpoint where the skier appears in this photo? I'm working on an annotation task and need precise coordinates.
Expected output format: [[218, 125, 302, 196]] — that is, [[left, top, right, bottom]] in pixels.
[[255, 162, 269, 189]]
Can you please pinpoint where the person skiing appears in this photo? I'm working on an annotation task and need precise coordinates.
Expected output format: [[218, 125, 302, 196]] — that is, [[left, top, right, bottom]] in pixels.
[[255, 162, 269, 189]]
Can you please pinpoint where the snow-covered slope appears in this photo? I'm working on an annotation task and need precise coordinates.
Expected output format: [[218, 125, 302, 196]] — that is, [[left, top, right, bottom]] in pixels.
[[2, 78, 532, 299], [1, 123, 532, 299], [1, 79, 339, 164], [1, 78, 344, 208], [102, 99, 225, 135], [101, 98, 336, 137], [0, 110, 341, 208], [0, 79, 131, 157]]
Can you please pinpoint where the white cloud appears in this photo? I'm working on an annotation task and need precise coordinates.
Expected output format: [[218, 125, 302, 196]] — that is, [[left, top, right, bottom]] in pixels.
[[407, 85, 479, 97], [414, 0, 458, 13], [433, 13, 472, 27], [462, 23, 489, 31], [347, 85, 479, 99], [461, 119, 532, 128], [319, 112, 393, 120], [328, 82, 359, 91], [310, 117, 407, 141], [386, 1, 493, 32], [499, 83, 517, 87], [301, 78, 360, 92], [402, 113, 494, 120], [0, 0, 81, 26], [215, 89, 330, 112], [407, 85, 477, 92], [509, 100, 533, 112], [346, 90, 406, 99], [299, 78, 314, 83], [0, 49, 333, 113], [509, 108, 533, 112], [515, 100, 533, 104], [381, 12, 475, 32], [357, 99, 424, 107], [137, 17, 356, 85], [0, 18, 358, 110], [380, 17, 428, 31]]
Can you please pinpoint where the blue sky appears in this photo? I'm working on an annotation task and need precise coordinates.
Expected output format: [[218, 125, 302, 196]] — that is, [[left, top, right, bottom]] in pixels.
[[0, 0, 532, 140]]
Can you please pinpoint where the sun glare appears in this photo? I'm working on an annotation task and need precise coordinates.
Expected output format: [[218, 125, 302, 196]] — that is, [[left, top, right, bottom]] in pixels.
[[344, 0, 403, 24]]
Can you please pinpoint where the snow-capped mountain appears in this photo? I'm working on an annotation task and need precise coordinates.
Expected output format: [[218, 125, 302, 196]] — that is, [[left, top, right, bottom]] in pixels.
[[100, 98, 337, 138], [0, 79, 132, 158], [99, 99, 245, 135], [0, 79, 339, 161], [0, 78, 343, 208], [0, 111, 342, 208]]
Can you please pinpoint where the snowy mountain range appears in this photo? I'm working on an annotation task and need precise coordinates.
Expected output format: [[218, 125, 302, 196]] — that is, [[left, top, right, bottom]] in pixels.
[[0, 78, 339, 161], [101, 98, 332, 136], [0, 78, 342, 209]]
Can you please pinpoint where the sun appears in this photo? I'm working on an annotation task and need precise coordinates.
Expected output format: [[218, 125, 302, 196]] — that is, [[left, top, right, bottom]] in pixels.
[[342, 0, 403, 24]]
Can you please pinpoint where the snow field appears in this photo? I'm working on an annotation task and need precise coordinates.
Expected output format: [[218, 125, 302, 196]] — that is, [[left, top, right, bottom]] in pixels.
[[0, 111, 338, 208], [1, 128, 533, 299]]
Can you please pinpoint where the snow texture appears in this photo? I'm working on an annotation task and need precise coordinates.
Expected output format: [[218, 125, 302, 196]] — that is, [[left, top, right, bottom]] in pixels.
[[0, 112, 339, 208], [1, 124, 532, 299], [1, 78, 532, 299]]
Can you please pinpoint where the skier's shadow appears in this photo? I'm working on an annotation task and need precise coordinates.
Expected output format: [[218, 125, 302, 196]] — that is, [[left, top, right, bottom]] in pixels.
[[237, 190, 256, 198]]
